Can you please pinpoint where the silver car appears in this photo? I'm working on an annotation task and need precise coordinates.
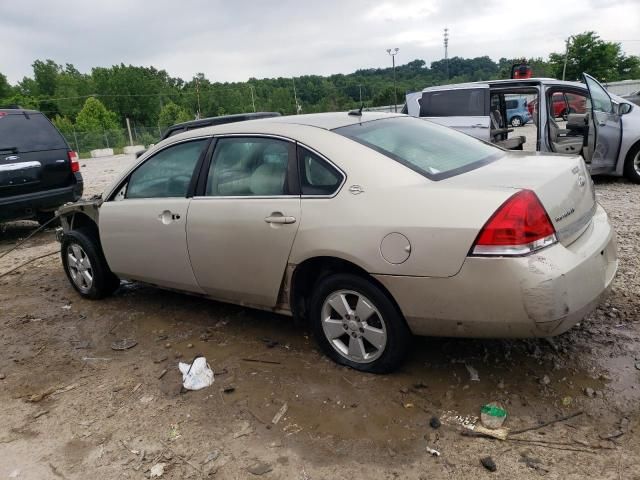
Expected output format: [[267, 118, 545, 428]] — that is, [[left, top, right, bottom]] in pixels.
[[404, 74, 640, 183], [56, 112, 618, 373]]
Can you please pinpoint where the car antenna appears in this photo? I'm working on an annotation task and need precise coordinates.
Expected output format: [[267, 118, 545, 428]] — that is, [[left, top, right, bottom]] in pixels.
[[348, 103, 364, 116]]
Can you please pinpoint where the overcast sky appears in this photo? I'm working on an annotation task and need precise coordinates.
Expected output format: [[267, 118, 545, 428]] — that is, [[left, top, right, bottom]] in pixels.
[[1, 0, 639, 84]]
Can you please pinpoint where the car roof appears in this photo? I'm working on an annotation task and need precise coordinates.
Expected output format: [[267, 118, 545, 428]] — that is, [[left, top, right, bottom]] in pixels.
[[0, 108, 42, 114], [165, 111, 405, 141], [419, 78, 584, 93], [162, 112, 281, 139]]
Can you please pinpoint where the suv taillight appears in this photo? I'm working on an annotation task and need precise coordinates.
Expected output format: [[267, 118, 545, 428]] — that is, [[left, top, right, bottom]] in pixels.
[[470, 190, 557, 256], [68, 151, 80, 173]]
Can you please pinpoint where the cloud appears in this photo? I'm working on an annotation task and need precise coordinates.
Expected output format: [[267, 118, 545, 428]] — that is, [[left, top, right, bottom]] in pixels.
[[1, 0, 638, 84]]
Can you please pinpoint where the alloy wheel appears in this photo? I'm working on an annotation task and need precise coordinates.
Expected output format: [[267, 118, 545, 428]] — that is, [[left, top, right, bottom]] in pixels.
[[634, 150, 640, 175], [321, 289, 387, 364], [67, 243, 93, 293], [511, 116, 522, 127]]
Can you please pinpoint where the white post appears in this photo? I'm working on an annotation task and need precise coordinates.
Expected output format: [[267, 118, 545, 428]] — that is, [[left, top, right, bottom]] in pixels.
[[126, 118, 134, 146]]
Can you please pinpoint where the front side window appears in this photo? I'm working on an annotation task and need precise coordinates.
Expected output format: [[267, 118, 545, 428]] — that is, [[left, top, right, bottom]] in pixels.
[[206, 137, 291, 196], [298, 147, 343, 195], [334, 116, 502, 180], [420, 88, 487, 117], [584, 75, 613, 114], [126, 139, 207, 199]]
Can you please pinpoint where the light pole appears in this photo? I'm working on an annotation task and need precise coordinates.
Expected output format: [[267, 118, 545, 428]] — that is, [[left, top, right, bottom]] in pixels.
[[249, 85, 256, 112], [562, 36, 574, 81], [386, 48, 399, 112], [444, 28, 450, 79]]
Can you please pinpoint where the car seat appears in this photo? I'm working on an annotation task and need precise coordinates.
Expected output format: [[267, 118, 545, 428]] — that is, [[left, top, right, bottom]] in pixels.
[[548, 115, 583, 155], [249, 162, 287, 195], [490, 109, 526, 150]]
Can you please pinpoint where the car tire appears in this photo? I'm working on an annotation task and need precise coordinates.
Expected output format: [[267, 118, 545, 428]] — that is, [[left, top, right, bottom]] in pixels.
[[36, 210, 59, 227], [309, 273, 411, 373], [61, 228, 120, 299], [623, 143, 640, 184], [510, 116, 522, 127]]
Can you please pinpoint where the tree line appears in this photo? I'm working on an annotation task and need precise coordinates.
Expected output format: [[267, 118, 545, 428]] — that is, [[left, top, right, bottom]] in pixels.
[[0, 31, 638, 139]]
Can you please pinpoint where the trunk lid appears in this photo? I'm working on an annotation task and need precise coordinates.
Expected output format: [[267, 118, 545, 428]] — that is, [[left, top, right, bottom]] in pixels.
[[446, 151, 596, 246], [0, 111, 72, 198]]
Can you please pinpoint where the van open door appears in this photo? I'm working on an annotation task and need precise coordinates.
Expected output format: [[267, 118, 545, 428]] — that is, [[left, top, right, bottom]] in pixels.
[[582, 73, 622, 172], [418, 85, 490, 141]]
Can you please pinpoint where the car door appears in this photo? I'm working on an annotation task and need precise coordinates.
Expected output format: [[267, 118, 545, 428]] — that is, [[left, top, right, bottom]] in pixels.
[[186, 136, 301, 307], [583, 73, 622, 170], [419, 86, 490, 140], [99, 138, 210, 292]]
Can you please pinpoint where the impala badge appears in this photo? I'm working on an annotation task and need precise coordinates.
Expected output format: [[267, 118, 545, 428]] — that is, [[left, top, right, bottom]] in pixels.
[[349, 185, 364, 195], [555, 208, 575, 222], [577, 175, 586, 187]]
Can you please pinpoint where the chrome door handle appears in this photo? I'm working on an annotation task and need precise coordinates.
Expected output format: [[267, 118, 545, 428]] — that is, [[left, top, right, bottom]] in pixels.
[[265, 214, 296, 224], [158, 210, 181, 225], [472, 124, 488, 128]]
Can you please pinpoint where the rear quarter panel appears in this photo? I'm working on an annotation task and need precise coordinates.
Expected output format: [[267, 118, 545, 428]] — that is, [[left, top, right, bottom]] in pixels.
[[283, 127, 512, 278]]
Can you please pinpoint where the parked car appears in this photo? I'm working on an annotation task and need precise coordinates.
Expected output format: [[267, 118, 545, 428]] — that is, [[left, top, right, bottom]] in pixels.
[[528, 92, 587, 119], [0, 108, 83, 224], [56, 112, 617, 373], [403, 74, 640, 183], [505, 97, 531, 127], [623, 90, 640, 106]]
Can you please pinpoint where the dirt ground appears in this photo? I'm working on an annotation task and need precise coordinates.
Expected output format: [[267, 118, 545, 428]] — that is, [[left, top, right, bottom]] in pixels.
[[1, 154, 639, 480]]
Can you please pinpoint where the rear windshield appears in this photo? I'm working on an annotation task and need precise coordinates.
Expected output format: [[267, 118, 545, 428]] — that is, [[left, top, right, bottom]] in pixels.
[[334, 116, 503, 180], [0, 112, 67, 152]]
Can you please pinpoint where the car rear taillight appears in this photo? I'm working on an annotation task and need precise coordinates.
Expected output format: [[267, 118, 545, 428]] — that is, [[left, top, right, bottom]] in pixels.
[[470, 190, 557, 256], [68, 151, 80, 173]]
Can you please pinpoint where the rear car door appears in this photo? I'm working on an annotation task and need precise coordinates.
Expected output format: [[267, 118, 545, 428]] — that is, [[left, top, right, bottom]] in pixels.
[[99, 138, 210, 292], [186, 136, 301, 307], [0, 111, 71, 198], [583, 73, 622, 170], [418, 85, 490, 140]]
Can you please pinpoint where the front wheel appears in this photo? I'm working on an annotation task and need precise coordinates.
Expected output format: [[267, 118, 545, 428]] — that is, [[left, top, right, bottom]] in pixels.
[[61, 228, 120, 299], [309, 273, 411, 373], [510, 116, 522, 127], [624, 143, 640, 184]]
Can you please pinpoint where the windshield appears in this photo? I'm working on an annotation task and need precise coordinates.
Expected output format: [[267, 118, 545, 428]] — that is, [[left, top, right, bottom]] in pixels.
[[334, 116, 503, 180], [0, 112, 67, 152]]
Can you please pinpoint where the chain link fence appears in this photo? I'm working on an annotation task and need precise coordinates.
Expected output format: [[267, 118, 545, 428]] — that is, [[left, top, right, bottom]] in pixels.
[[61, 126, 165, 158]]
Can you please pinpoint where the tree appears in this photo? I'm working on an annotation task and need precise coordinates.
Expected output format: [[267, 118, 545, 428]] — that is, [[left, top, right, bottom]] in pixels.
[[549, 31, 640, 82], [158, 102, 192, 128], [0, 72, 12, 100], [75, 97, 124, 150]]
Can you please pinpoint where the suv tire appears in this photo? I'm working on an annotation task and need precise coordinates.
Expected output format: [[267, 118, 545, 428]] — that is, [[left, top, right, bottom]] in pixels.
[[61, 228, 120, 299], [510, 116, 522, 127], [309, 273, 411, 373]]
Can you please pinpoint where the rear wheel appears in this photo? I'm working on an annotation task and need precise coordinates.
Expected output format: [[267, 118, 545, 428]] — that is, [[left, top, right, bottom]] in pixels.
[[624, 143, 640, 184], [510, 116, 522, 127], [309, 273, 411, 373], [61, 228, 120, 299]]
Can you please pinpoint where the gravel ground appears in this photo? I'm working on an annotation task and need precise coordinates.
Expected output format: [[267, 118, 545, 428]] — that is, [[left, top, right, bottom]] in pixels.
[[0, 153, 639, 479]]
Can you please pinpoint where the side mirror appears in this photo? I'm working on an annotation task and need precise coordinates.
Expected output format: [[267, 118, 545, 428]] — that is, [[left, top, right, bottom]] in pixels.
[[619, 103, 633, 115]]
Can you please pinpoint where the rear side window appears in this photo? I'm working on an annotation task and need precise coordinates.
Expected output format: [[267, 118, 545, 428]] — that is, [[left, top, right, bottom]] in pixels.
[[298, 147, 343, 195], [506, 100, 518, 109], [0, 112, 67, 152], [126, 139, 207, 199], [335, 116, 502, 181], [205, 137, 292, 196], [420, 89, 487, 117]]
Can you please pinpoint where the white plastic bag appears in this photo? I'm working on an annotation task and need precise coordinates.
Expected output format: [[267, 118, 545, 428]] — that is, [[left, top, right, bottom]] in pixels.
[[178, 356, 214, 391]]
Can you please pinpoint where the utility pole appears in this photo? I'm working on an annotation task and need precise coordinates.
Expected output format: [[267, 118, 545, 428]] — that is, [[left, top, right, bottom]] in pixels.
[[444, 28, 450, 79], [562, 36, 573, 81], [358, 84, 363, 104], [386, 48, 399, 112], [249, 85, 256, 112], [195, 77, 201, 119], [292, 78, 301, 114]]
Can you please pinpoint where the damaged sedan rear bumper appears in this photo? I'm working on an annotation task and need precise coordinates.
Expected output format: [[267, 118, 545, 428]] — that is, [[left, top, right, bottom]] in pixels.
[[374, 205, 618, 338]]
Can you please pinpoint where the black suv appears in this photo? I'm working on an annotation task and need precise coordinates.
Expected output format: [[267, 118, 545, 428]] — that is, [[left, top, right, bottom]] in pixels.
[[0, 108, 83, 224]]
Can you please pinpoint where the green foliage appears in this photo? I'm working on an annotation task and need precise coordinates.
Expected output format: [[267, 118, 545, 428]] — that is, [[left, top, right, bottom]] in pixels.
[[75, 97, 124, 150], [2, 33, 637, 127], [52, 115, 74, 136], [158, 102, 192, 129], [548, 31, 639, 82]]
